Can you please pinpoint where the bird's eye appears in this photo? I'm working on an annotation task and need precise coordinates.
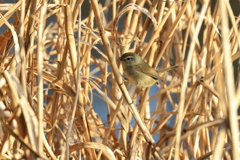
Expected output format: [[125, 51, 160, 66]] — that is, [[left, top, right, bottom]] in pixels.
[[126, 57, 132, 61]]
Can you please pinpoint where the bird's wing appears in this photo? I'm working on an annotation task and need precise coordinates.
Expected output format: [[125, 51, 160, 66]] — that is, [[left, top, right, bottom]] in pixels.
[[135, 66, 163, 82], [156, 65, 179, 76]]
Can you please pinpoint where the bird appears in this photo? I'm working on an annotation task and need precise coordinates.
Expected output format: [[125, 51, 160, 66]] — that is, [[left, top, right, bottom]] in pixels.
[[119, 52, 178, 89]]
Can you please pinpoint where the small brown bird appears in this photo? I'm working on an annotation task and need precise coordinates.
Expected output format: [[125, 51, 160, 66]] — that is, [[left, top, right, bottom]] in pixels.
[[119, 53, 178, 88]]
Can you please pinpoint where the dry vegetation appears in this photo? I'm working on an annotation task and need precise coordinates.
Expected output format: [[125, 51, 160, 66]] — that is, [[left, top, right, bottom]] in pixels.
[[0, 0, 239, 159]]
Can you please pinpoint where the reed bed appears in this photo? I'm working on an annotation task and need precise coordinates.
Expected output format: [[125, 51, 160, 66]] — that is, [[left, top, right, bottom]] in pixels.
[[0, 0, 239, 159]]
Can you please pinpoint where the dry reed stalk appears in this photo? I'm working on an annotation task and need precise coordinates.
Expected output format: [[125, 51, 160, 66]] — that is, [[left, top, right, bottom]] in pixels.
[[0, 0, 239, 159]]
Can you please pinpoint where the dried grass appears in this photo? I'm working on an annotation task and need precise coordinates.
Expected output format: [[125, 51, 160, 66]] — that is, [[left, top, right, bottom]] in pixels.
[[0, 0, 239, 159]]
